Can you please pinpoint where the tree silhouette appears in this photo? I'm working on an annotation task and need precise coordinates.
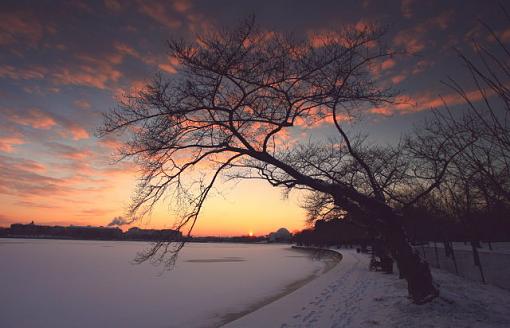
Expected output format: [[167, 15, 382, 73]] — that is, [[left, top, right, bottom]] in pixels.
[[100, 18, 444, 303], [415, 8, 510, 240]]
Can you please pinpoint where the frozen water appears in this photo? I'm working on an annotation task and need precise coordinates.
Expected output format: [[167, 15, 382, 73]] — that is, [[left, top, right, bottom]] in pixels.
[[0, 239, 325, 328]]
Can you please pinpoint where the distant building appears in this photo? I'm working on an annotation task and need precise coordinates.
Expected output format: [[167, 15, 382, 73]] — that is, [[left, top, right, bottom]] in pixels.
[[268, 227, 292, 243], [67, 225, 123, 239], [4, 222, 182, 242], [9, 222, 123, 239]]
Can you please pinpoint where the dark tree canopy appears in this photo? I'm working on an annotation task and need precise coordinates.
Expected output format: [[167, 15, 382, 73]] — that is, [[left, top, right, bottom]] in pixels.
[[408, 12, 510, 237], [101, 18, 449, 303], [101, 19, 400, 232]]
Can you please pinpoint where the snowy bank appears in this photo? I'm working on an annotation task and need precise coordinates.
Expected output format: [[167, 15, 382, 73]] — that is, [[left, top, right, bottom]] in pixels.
[[223, 249, 510, 328]]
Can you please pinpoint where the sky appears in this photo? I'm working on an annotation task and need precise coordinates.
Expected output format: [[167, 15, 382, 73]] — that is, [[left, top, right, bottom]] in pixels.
[[0, 0, 509, 236]]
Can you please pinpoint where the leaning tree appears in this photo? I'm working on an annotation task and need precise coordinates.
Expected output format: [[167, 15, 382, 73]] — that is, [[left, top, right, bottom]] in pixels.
[[100, 19, 453, 303]]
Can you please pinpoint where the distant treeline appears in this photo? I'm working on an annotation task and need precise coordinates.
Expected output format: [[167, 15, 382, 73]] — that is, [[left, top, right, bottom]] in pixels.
[[0, 222, 182, 242], [294, 209, 510, 247], [0, 222, 279, 243], [402, 205, 510, 243], [293, 219, 371, 247]]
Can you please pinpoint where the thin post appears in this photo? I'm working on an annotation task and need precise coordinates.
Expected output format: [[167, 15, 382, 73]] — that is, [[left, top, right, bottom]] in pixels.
[[471, 241, 486, 284], [433, 241, 440, 268]]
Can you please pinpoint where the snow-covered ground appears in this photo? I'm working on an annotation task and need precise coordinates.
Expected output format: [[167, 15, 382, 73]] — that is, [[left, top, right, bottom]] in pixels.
[[0, 239, 327, 328], [225, 249, 510, 328]]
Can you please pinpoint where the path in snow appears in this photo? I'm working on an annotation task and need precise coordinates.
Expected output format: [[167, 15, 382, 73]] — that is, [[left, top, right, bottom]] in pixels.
[[223, 249, 510, 328]]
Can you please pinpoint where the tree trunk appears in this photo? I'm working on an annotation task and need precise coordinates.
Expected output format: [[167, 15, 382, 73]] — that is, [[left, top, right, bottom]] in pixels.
[[381, 211, 439, 304], [332, 193, 439, 303]]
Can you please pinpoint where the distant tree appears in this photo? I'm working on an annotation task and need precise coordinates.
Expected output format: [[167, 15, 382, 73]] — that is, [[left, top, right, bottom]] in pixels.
[[100, 18, 449, 303], [414, 9, 510, 241]]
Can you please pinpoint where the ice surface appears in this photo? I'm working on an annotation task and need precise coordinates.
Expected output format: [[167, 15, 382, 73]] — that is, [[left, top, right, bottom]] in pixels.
[[0, 239, 324, 328]]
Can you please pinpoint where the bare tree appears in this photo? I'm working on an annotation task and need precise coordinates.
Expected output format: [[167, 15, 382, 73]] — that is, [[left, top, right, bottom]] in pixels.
[[100, 18, 444, 303], [416, 9, 510, 234]]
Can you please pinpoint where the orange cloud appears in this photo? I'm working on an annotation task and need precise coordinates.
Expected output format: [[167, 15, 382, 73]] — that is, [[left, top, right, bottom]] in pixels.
[[502, 28, 510, 42], [99, 137, 125, 151], [381, 58, 396, 70], [63, 122, 90, 140], [370, 86, 495, 117], [369, 107, 393, 116], [45, 143, 93, 161], [0, 135, 24, 153]]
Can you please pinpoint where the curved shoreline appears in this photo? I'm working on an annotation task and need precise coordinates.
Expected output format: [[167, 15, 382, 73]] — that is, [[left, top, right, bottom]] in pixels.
[[218, 246, 342, 327]]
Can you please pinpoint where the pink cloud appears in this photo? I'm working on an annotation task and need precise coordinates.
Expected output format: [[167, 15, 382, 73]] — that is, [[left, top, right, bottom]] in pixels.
[[114, 79, 150, 102], [369, 107, 393, 116], [401, 0, 414, 18], [391, 74, 406, 84], [114, 42, 140, 58], [99, 137, 125, 151], [492, 28, 510, 43], [0, 65, 47, 80], [73, 99, 91, 110], [52, 52, 123, 89], [52, 65, 121, 89], [0, 155, 65, 196], [394, 11, 454, 54], [381, 58, 396, 71], [412, 59, 434, 75], [393, 30, 425, 53], [0, 11, 45, 47], [159, 56, 179, 74], [370, 86, 495, 117], [138, 1, 182, 29], [429, 11, 454, 30], [5, 107, 57, 129], [173, 0, 191, 13], [104, 0, 122, 11], [60, 122, 90, 140], [0, 135, 25, 153]]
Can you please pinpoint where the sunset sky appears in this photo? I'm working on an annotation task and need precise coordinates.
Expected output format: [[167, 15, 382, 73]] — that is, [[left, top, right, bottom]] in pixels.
[[1, 0, 508, 235]]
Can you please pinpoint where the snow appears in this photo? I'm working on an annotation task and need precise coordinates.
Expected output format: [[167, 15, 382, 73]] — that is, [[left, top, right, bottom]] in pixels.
[[0, 239, 325, 328], [225, 248, 510, 328], [3, 239, 510, 328]]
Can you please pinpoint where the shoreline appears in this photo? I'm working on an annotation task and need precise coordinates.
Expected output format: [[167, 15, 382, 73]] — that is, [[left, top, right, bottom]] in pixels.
[[217, 246, 342, 327], [223, 248, 510, 328]]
